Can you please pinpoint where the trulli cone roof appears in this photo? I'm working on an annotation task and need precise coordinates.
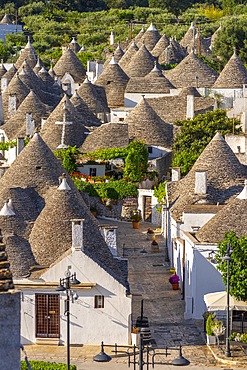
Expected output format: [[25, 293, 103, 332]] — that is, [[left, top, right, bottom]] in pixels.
[[118, 41, 138, 70], [53, 47, 86, 83], [70, 90, 101, 127], [124, 44, 155, 78], [69, 37, 81, 53], [15, 38, 39, 69], [180, 22, 197, 49], [141, 23, 161, 51], [152, 34, 170, 57]]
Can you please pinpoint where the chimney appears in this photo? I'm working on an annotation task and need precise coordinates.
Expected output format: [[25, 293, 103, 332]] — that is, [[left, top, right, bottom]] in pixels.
[[26, 113, 35, 136], [171, 167, 181, 182], [71, 219, 84, 252], [1, 77, 8, 93], [110, 31, 114, 45], [41, 117, 47, 127], [17, 137, 24, 155], [195, 171, 207, 194], [186, 95, 194, 119], [8, 94, 17, 118]]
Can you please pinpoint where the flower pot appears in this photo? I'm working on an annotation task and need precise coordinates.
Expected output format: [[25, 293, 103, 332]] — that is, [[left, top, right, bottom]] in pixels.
[[147, 233, 155, 241], [171, 282, 179, 290], [206, 334, 216, 345], [131, 332, 139, 346], [151, 243, 159, 253], [132, 221, 140, 229]]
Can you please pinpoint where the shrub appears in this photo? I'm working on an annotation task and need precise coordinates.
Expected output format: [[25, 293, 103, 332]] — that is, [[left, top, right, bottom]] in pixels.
[[21, 360, 76, 369], [206, 313, 216, 336]]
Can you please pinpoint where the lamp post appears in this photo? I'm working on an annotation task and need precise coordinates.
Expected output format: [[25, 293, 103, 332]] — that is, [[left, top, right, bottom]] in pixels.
[[223, 242, 232, 357], [56, 266, 80, 370]]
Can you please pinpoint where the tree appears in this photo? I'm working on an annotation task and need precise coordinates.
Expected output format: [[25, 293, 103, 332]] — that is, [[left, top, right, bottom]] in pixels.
[[172, 109, 241, 175], [54, 146, 81, 173], [123, 140, 148, 182], [215, 231, 247, 302]]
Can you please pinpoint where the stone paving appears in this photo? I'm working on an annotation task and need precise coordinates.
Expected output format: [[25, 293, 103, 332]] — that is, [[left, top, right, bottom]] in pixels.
[[22, 219, 247, 368]]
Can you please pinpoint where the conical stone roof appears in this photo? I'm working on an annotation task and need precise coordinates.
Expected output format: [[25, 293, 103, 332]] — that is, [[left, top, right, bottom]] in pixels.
[[124, 44, 155, 78], [134, 26, 145, 47], [70, 90, 101, 127], [180, 22, 196, 49], [69, 37, 81, 54], [95, 57, 129, 107], [0, 14, 12, 24], [142, 23, 160, 51], [81, 122, 129, 152], [0, 133, 74, 196], [124, 97, 173, 148], [33, 57, 44, 75], [159, 39, 187, 65], [53, 47, 86, 83], [18, 60, 46, 101], [0, 61, 7, 78], [152, 34, 170, 57], [41, 94, 87, 150], [15, 38, 39, 69], [166, 51, 218, 88], [119, 41, 138, 70], [168, 132, 247, 222], [213, 50, 247, 88], [77, 77, 105, 114], [2, 63, 17, 83], [2, 90, 48, 140]]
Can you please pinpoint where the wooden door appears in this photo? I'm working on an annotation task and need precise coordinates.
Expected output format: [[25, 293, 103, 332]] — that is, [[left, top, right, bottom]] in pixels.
[[35, 294, 60, 338], [144, 196, 152, 222]]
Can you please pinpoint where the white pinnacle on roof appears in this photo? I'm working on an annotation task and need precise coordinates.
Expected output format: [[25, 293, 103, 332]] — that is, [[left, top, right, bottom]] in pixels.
[[58, 178, 71, 191], [190, 22, 195, 29], [151, 61, 160, 72], [109, 56, 118, 65], [237, 179, 247, 199], [83, 76, 90, 84], [147, 23, 157, 31], [8, 198, 14, 211], [0, 202, 15, 216], [71, 37, 77, 43]]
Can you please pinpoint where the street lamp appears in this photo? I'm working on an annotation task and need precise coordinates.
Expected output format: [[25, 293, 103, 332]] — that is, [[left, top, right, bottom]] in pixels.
[[56, 266, 80, 370], [223, 242, 233, 357]]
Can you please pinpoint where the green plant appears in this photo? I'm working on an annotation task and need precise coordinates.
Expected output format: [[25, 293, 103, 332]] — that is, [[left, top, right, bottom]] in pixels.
[[206, 312, 216, 336], [21, 360, 76, 369], [154, 182, 167, 204], [229, 332, 247, 343], [130, 209, 142, 222]]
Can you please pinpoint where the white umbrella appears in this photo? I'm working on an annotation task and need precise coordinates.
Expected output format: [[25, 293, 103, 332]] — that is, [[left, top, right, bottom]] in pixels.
[[204, 291, 247, 311]]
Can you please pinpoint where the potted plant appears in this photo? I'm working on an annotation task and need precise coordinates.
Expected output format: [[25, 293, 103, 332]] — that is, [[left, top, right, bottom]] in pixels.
[[147, 228, 155, 241], [130, 209, 142, 229], [229, 332, 247, 353], [169, 274, 180, 290], [151, 239, 159, 252], [211, 319, 225, 346], [206, 312, 216, 345]]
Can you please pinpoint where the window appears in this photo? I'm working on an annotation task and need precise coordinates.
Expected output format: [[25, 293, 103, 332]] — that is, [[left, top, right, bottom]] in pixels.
[[89, 168, 96, 177], [94, 295, 104, 308], [148, 146, 153, 154]]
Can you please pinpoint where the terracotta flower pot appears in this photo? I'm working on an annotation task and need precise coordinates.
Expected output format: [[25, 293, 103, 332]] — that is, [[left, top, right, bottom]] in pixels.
[[132, 221, 140, 229], [171, 283, 179, 290]]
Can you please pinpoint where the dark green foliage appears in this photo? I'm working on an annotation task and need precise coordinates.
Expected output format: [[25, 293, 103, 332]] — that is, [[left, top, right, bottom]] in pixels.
[[54, 146, 81, 174], [215, 231, 247, 302], [206, 313, 216, 335], [21, 360, 76, 370], [154, 182, 167, 204], [124, 141, 148, 182], [172, 109, 241, 175]]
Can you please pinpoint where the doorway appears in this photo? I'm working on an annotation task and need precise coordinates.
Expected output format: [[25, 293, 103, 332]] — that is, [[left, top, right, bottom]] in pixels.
[[35, 294, 60, 338], [143, 196, 152, 222]]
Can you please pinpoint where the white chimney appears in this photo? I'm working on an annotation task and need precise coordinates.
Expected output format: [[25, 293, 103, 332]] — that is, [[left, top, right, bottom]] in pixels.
[[41, 117, 47, 127], [110, 31, 114, 45], [195, 171, 207, 194], [26, 113, 35, 136], [17, 137, 24, 155], [1, 77, 8, 93], [186, 95, 194, 119], [71, 219, 84, 252], [171, 167, 181, 182], [8, 94, 17, 118]]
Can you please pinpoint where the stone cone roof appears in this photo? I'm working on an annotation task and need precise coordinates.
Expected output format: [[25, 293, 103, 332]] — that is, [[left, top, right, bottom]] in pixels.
[[159, 38, 187, 65], [142, 23, 161, 51], [29, 184, 125, 285], [53, 47, 86, 83], [33, 57, 44, 75], [70, 90, 101, 127], [213, 51, 247, 88], [180, 23, 196, 49], [2, 90, 48, 140], [124, 97, 173, 148], [196, 181, 247, 243], [2, 73, 30, 122], [119, 41, 138, 70], [15, 38, 39, 69], [187, 35, 212, 57], [18, 60, 46, 102], [166, 51, 218, 88], [168, 132, 247, 222], [95, 57, 129, 107], [134, 26, 145, 46], [2, 63, 17, 83], [69, 37, 81, 54], [114, 43, 124, 61], [38, 66, 56, 88], [77, 77, 106, 114], [152, 34, 170, 57], [179, 86, 201, 97], [0, 14, 12, 24], [210, 23, 221, 50], [0, 133, 73, 196], [81, 122, 129, 152], [124, 44, 155, 78], [41, 94, 87, 150], [0, 61, 7, 78]]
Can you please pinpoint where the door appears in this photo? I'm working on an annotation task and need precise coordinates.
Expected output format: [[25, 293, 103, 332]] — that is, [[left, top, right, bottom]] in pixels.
[[35, 294, 60, 338], [144, 196, 152, 222]]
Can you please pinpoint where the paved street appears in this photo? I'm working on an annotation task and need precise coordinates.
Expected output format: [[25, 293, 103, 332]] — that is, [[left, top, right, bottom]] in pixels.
[[22, 219, 246, 369]]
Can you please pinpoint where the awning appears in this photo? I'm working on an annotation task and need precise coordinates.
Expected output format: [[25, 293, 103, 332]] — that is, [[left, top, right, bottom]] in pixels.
[[204, 291, 247, 311]]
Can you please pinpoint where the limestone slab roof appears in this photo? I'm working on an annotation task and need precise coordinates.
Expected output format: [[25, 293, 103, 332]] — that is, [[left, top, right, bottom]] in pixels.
[[167, 133, 247, 222], [77, 77, 108, 114], [70, 90, 101, 127], [166, 51, 219, 88], [196, 181, 247, 243], [142, 23, 161, 51], [134, 26, 145, 46], [0, 61, 7, 78], [2, 90, 48, 140], [213, 51, 247, 88], [152, 34, 170, 57], [33, 57, 44, 75], [69, 37, 81, 54], [15, 39, 39, 69], [180, 23, 196, 49], [0, 14, 12, 24], [40, 94, 87, 150], [2, 63, 17, 82], [53, 47, 86, 83], [124, 97, 173, 148], [124, 44, 155, 78], [158, 38, 187, 65], [80, 122, 129, 152], [118, 42, 138, 70], [147, 95, 214, 123]]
